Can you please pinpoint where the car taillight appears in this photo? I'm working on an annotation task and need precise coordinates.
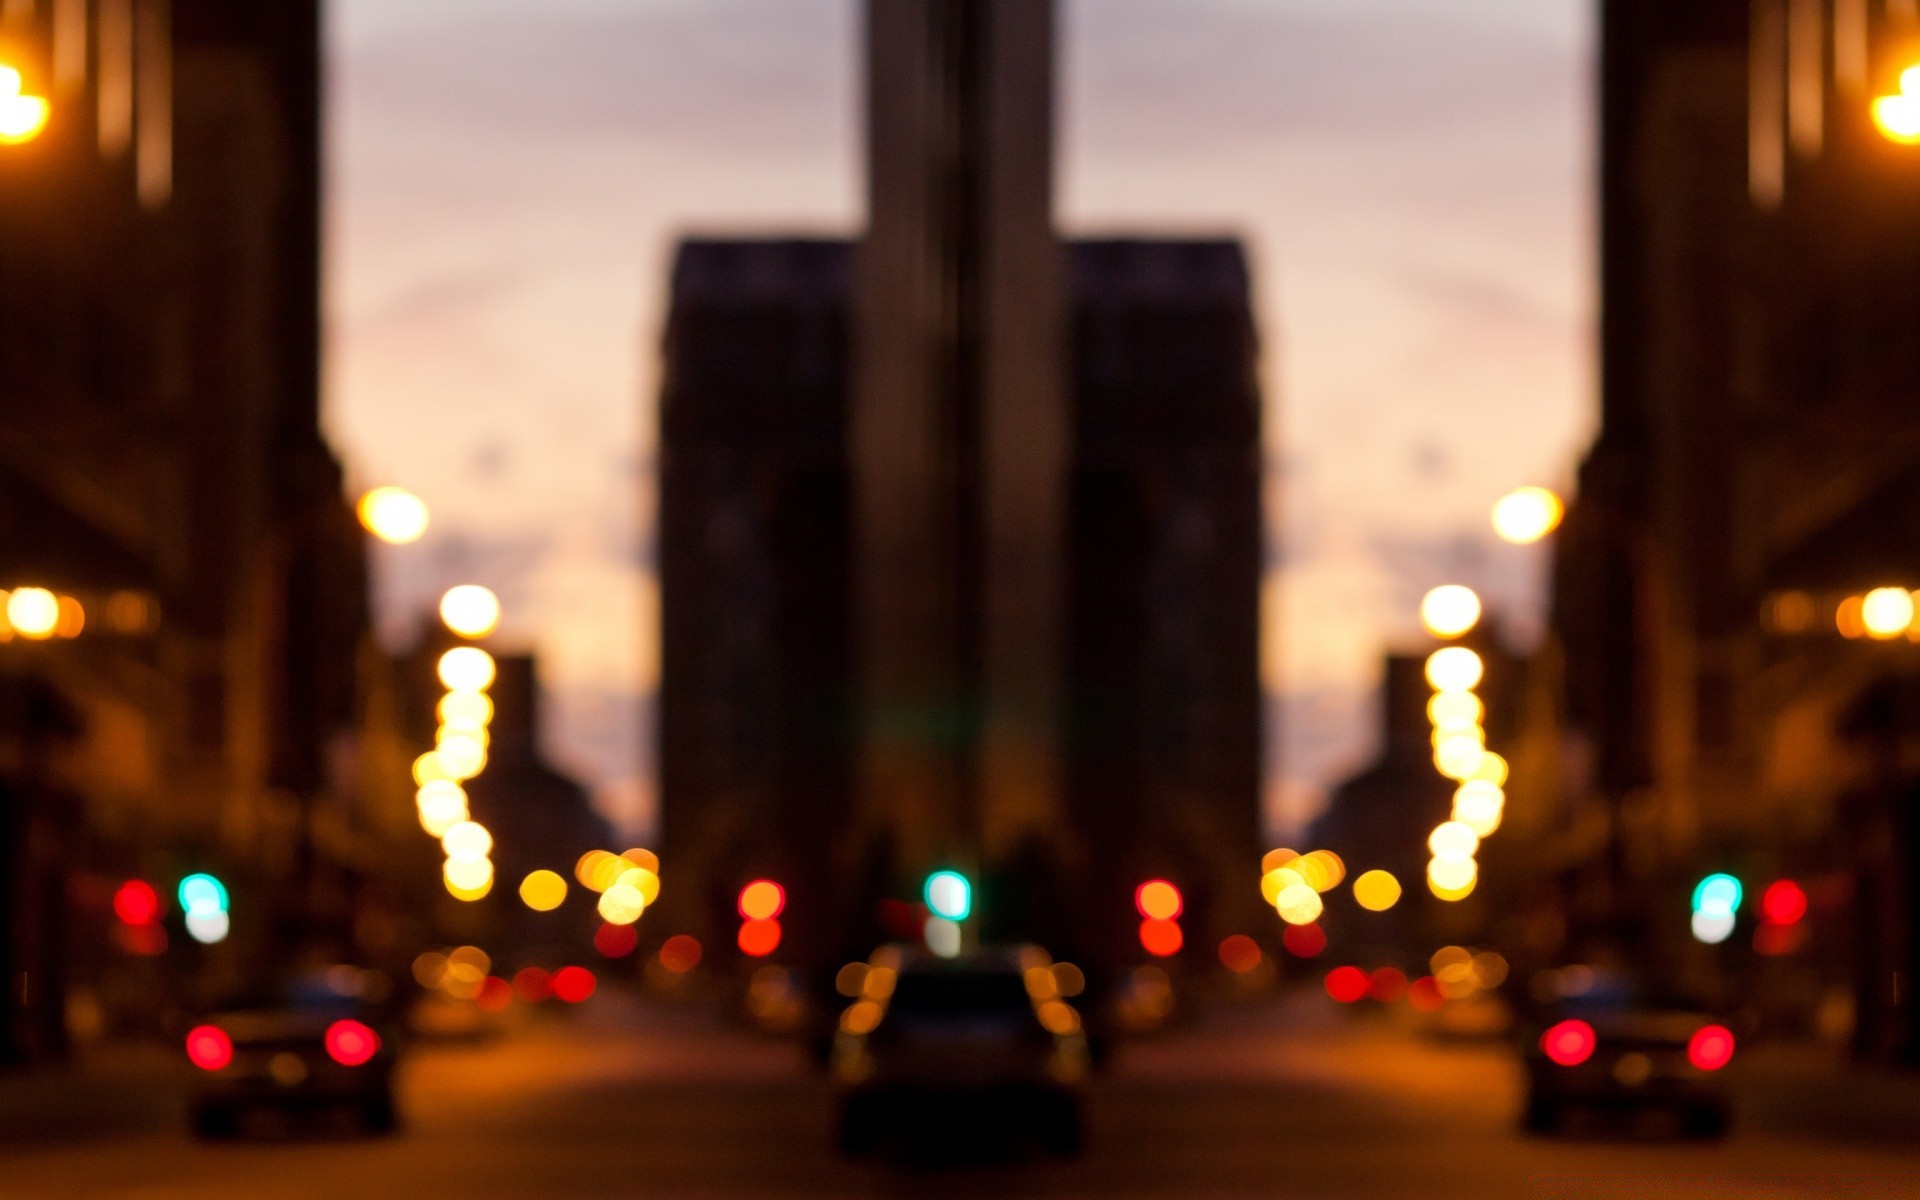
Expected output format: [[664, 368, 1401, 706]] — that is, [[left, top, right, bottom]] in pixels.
[[186, 1024, 233, 1071], [1687, 1024, 1735, 1071], [324, 1019, 380, 1067], [1540, 1019, 1596, 1067]]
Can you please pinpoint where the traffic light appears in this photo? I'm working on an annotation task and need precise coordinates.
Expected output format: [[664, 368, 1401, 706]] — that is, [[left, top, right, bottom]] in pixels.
[[1136, 879, 1183, 957], [178, 873, 231, 945], [737, 879, 784, 957], [1755, 879, 1810, 957], [112, 879, 166, 956], [1689, 873, 1741, 944], [922, 870, 971, 958]]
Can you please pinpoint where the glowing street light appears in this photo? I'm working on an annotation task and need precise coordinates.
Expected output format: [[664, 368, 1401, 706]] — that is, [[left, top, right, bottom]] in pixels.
[[1874, 66, 1920, 144], [1860, 587, 1915, 640], [1424, 646, 1485, 692], [1491, 486, 1564, 545], [440, 585, 502, 639], [356, 487, 429, 545], [0, 66, 49, 146], [6, 587, 59, 639], [437, 646, 497, 691], [1420, 585, 1482, 639]]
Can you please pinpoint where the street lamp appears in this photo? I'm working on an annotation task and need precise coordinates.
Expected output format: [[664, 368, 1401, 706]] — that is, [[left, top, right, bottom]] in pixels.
[[1873, 65, 1920, 144], [0, 65, 49, 146]]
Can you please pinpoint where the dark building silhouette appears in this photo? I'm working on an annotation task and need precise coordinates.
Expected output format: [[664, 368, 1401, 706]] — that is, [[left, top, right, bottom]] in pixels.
[[1542, 0, 1920, 1057], [657, 235, 1263, 970], [0, 0, 368, 1060]]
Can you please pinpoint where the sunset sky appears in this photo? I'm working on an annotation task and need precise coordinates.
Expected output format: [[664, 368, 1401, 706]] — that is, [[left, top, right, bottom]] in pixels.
[[325, 0, 1595, 838]]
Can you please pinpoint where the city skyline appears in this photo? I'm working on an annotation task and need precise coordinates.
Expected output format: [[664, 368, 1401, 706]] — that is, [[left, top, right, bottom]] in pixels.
[[325, 0, 1593, 837]]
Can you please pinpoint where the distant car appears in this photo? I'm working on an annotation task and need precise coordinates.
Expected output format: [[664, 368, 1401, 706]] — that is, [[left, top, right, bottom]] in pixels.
[[1521, 1004, 1736, 1137], [185, 1006, 399, 1137], [833, 947, 1086, 1157]]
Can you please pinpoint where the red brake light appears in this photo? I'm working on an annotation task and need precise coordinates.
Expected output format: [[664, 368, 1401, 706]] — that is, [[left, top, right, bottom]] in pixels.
[[186, 1024, 233, 1071], [1541, 1019, 1596, 1067], [1324, 966, 1370, 1004], [551, 965, 597, 1003], [324, 1019, 380, 1067], [113, 880, 160, 926], [1687, 1024, 1735, 1071]]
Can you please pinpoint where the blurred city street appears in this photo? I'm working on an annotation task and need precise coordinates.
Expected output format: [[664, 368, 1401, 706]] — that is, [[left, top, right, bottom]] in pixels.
[[3, 994, 1916, 1199]]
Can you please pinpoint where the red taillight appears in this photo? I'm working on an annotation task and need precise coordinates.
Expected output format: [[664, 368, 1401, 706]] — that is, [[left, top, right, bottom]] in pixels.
[[551, 965, 597, 1003], [1687, 1024, 1735, 1071], [1541, 1019, 1596, 1067], [186, 1024, 232, 1071], [324, 1019, 380, 1067]]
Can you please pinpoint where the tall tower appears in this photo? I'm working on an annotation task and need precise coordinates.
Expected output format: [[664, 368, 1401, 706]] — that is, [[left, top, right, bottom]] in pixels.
[[853, 0, 1067, 871]]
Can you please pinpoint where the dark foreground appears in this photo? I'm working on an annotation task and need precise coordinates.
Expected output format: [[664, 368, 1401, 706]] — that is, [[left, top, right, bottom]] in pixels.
[[0, 992, 1915, 1199]]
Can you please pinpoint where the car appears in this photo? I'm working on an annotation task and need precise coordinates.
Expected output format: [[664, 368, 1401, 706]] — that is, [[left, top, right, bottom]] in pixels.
[[1521, 1002, 1737, 1138], [184, 1003, 399, 1138], [832, 946, 1087, 1158]]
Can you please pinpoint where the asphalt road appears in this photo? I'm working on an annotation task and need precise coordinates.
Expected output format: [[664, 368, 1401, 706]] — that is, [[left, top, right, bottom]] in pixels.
[[1, 992, 1916, 1199]]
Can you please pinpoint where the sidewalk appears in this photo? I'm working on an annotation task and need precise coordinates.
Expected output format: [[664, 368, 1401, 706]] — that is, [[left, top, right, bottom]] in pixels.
[[0, 1040, 186, 1146]]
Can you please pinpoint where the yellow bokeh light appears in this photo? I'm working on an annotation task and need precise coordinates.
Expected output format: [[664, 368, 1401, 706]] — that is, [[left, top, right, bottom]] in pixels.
[[1427, 691, 1484, 730], [1275, 882, 1323, 926], [597, 881, 645, 925], [1424, 646, 1485, 692], [1427, 820, 1480, 862], [356, 486, 429, 545], [518, 869, 568, 912], [1430, 945, 1473, 978], [440, 585, 502, 639], [1434, 734, 1487, 781], [1491, 486, 1564, 545], [1861, 587, 1915, 640], [1300, 849, 1345, 892], [835, 962, 870, 997], [840, 1000, 884, 1035], [1468, 751, 1509, 787], [416, 780, 469, 836], [435, 732, 488, 780], [1260, 848, 1300, 875], [616, 866, 661, 906], [438, 646, 497, 691], [575, 850, 617, 890], [1260, 866, 1304, 906], [1419, 585, 1482, 639], [1352, 869, 1402, 912], [441, 820, 493, 863], [1452, 780, 1505, 837], [438, 690, 494, 730], [621, 848, 661, 875], [862, 965, 898, 1001], [7, 587, 59, 639], [1037, 1000, 1081, 1036], [1874, 86, 1920, 144], [1427, 856, 1477, 900], [0, 68, 49, 146], [412, 751, 455, 787], [444, 857, 494, 898]]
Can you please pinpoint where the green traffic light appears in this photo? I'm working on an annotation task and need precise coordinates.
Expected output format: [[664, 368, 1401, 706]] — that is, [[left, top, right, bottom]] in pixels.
[[1691, 873, 1741, 916], [924, 870, 971, 921], [179, 873, 229, 916]]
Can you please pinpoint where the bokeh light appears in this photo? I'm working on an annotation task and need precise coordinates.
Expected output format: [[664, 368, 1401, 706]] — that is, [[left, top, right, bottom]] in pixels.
[[443, 858, 493, 900], [441, 821, 493, 863], [435, 733, 488, 780], [1138, 918, 1184, 957], [7, 588, 59, 639], [438, 690, 494, 730], [738, 918, 782, 957], [437, 647, 498, 691], [737, 879, 786, 921], [113, 880, 159, 926], [416, 780, 469, 836], [356, 486, 430, 544], [1433, 734, 1487, 781], [0, 68, 50, 145], [593, 922, 639, 958], [1541, 1018, 1596, 1066], [1260, 848, 1300, 874], [1762, 879, 1808, 926], [1691, 909, 1736, 944], [1134, 879, 1183, 921], [1324, 965, 1370, 1004], [1218, 934, 1262, 974], [513, 967, 552, 1003], [1427, 857, 1478, 900], [324, 1019, 380, 1067], [1407, 976, 1445, 1012], [1862, 587, 1915, 639], [617, 866, 661, 906], [551, 966, 596, 1003], [1275, 883, 1324, 926], [185, 1025, 233, 1071], [924, 870, 972, 921], [1468, 752, 1510, 787], [1427, 821, 1480, 862], [440, 585, 502, 638], [659, 934, 703, 974], [1452, 781, 1505, 837], [1261, 866, 1304, 905], [597, 880, 646, 925], [1687, 1024, 1736, 1070], [1282, 922, 1327, 958], [1352, 869, 1402, 912], [518, 869, 568, 912], [1368, 967, 1408, 1003], [1419, 585, 1482, 639], [1491, 486, 1564, 544], [1424, 646, 1485, 691], [1428, 691, 1484, 729]]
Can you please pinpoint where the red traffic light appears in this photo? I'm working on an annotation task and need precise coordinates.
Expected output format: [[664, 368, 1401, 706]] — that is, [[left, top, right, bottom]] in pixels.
[[1138, 918, 1183, 957], [1541, 1019, 1597, 1067], [1761, 879, 1808, 926], [738, 918, 782, 957], [112, 880, 160, 927]]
